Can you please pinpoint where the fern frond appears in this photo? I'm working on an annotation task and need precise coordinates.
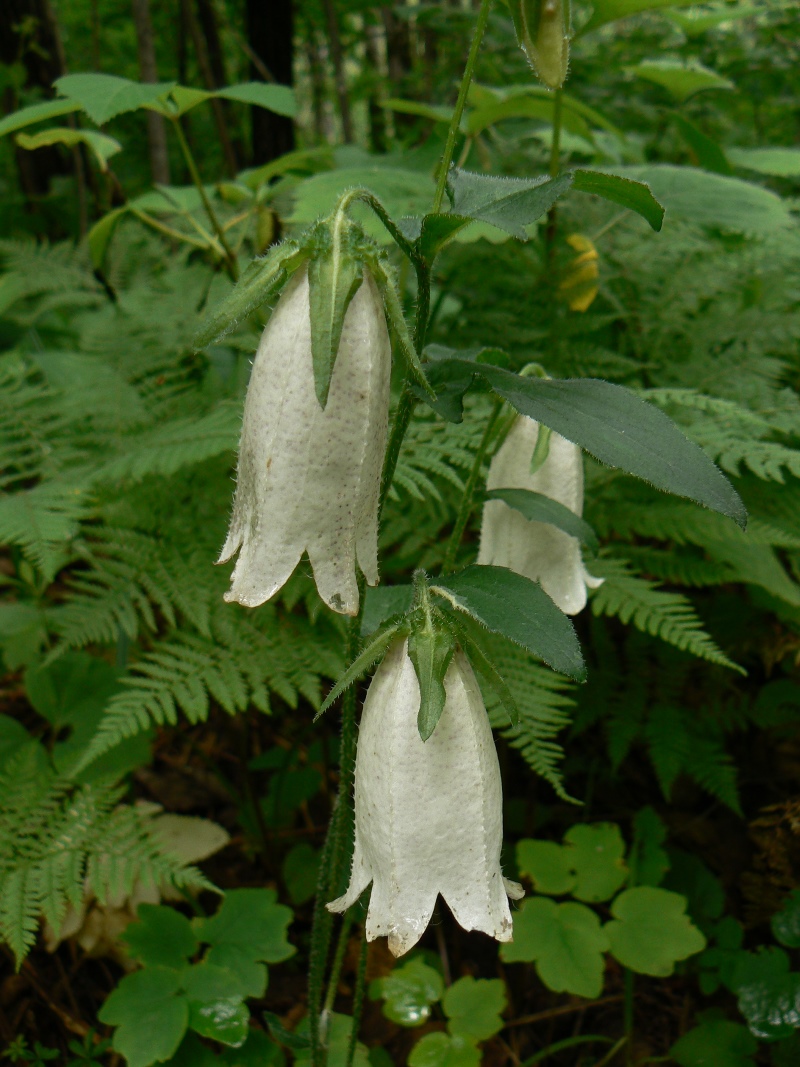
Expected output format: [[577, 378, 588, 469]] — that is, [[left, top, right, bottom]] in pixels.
[[644, 705, 741, 813], [591, 558, 742, 672], [478, 633, 575, 799], [0, 483, 91, 579], [0, 748, 213, 966], [392, 407, 483, 503], [79, 603, 343, 767]]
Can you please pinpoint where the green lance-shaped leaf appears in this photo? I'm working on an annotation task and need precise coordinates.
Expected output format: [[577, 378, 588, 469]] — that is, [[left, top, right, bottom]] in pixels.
[[54, 73, 176, 126], [424, 361, 746, 528], [371, 259, 435, 400], [529, 422, 552, 473], [432, 565, 586, 681], [408, 613, 456, 742], [193, 241, 304, 349], [308, 242, 364, 409], [571, 170, 665, 231], [445, 612, 520, 727], [447, 169, 574, 241], [314, 616, 411, 720], [485, 488, 599, 552], [16, 128, 122, 171]]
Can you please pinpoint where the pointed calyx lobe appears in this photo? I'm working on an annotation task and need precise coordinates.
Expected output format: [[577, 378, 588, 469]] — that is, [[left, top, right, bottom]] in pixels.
[[328, 639, 523, 956], [218, 265, 390, 616]]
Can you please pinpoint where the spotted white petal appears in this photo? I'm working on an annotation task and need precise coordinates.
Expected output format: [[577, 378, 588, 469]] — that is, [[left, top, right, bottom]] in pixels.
[[328, 639, 523, 957], [478, 415, 602, 615], [218, 266, 390, 616]]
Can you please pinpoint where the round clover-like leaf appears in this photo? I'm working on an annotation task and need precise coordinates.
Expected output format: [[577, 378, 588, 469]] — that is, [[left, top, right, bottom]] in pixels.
[[606, 887, 706, 977], [501, 897, 609, 999], [443, 976, 506, 1041], [188, 997, 250, 1047], [370, 957, 444, 1027], [772, 890, 800, 949], [98, 966, 188, 1067], [408, 1033, 481, 1067], [671, 1019, 757, 1067], [122, 904, 198, 968], [516, 840, 576, 896], [564, 823, 628, 903]]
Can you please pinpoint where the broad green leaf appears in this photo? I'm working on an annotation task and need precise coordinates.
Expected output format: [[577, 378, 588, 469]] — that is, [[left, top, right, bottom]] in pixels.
[[0, 715, 35, 771], [564, 823, 629, 902], [466, 96, 592, 140], [672, 114, 732, 175], [501, 898, 609, 998], [772, 890, 800, 949], [730, 948, 800, 1041], [443, 976, 507, 1041], [382, 98, 458, 126], [485, 488, 598, 551], [361, 585, 414, 636], [307, 245, 363, 408], [0, 98, 81, 138], [571, 170, 664, 231], [466, 368, 746, 526], [290, 167, 434, 243], [580, 0, 698, 35], [407, 1033, 481, 1067], [282, 843, 320, 905], [15, 127, 121, 170], [122, 904, 198, 968], [664, 4, 763, 35], [370, 957, 444, 1027], [446, 169, 573, 240], [54, 73, 175, 125], [606, 886, 706, 975], [188, 997, 249, 1047], [408, 622, 456, 741], [517, 840, 577, 895], [671, 1020, 757, 1067], [216, 82, 297, 118], [433, 565, 586, 681], [413, 213, 472, 261], [629, 59, 734, 101], [99, 967, 188, 1067], [194, 889, 294, 1000], [727, 147, 800, 178], [612, 164, 793, 234], [629, 806, 670, 887]]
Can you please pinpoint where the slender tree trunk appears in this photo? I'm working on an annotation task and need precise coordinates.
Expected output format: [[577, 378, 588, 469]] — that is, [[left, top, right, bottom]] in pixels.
[[306, 32, 328, 143], [246, 0, 294, 164], [131, 0, 171, 185], [181, 0, 238, 175], [365, 24, 387, 152], [321, 0, 353, 143]]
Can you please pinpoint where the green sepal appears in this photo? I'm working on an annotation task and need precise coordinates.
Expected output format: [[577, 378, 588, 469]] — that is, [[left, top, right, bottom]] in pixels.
[[193, 241, 305, 349], [408, 613, 456, 742], [444, 612, 520, 728], [307, 243, 364, 409], [314, 616, 411, 721], [371, 259, 436, 401], [529, 423, 552, 474]]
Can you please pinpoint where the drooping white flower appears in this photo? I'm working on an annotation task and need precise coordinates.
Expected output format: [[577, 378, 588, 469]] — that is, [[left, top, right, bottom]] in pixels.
[[327, 639, 523, 957], [218, 265, 390, 616], [478, 415, 602, 615]]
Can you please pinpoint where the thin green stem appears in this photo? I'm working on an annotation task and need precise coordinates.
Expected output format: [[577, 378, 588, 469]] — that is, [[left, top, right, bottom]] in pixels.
[[323, 912, 352, 1015], [170, 117, 238, 280], [345, 931, 368, 1067], [432, 0, 493, 213], [549, 89, 564, 179], [440, 400, 502, 574]]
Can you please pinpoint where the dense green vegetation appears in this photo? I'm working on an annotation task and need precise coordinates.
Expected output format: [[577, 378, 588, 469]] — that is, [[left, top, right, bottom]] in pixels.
[[1, 1, 800, 1066]]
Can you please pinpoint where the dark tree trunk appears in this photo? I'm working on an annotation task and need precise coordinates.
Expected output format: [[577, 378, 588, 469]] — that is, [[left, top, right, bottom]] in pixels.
[[365, 24, 387, 152], [181, 0, 238, 175], [0, 0, 72, 198], [246, 0, 294, 164], [132, 0, 172, 185], [321, 0, 353, 142]]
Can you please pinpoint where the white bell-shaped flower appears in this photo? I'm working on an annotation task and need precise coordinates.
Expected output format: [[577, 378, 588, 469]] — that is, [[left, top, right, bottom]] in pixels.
[[478, 415, 602, 615], [218, 266, 390, 616], [328, 639, 523, 957]]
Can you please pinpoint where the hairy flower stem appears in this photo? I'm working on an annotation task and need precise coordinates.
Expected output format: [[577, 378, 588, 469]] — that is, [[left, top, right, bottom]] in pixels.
[[432, 0, 494, 213], [171, 117, 239, 281], [440, 400, 503, 574]]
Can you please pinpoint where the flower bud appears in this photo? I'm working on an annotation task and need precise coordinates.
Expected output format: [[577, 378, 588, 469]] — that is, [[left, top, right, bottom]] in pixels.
[[511, 0, 570, 91], [328, 639, 523, 957], [478, 416, 602, 615], [218, 264, 390, 616]]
